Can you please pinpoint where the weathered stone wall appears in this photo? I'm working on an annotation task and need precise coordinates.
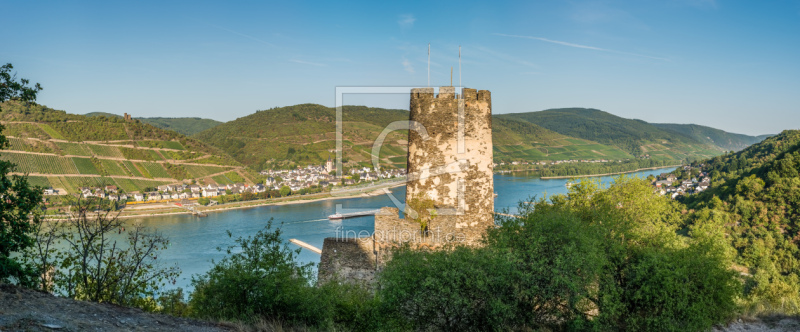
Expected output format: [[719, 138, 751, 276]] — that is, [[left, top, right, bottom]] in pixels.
[[319, 87, 494, 285], [318, 237, 376, 285], [406, 87, 494, 234]]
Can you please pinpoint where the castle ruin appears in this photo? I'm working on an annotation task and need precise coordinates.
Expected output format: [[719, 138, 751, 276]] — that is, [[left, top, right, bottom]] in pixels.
[[319, 86, 494, 284]]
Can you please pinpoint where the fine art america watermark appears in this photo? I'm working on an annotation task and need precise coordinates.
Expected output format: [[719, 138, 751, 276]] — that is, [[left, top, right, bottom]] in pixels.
[[332, 86, 468, 219], [333, 226, 467, 243]]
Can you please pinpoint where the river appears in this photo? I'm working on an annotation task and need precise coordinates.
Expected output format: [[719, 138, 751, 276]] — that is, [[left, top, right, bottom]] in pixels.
[[132, 168, 675, 292]]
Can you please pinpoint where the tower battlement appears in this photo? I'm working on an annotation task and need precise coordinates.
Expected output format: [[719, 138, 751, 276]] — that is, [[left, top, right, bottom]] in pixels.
[[319, 86, 495, 285]]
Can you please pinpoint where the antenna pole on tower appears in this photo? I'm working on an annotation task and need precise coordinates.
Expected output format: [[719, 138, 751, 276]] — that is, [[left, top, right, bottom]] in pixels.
[[427, 43, 430, 87], [459, 45, 462, 88]]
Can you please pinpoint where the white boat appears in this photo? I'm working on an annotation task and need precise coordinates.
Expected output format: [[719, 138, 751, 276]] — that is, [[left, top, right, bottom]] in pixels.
[[327, 209, 379, 220]]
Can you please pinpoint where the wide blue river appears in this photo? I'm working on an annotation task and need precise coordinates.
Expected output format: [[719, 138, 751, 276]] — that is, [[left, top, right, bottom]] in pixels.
[[134, 168, 674, 292]]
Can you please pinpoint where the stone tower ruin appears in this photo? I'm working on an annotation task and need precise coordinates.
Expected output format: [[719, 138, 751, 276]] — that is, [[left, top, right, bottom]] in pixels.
[[319, 86, 494, 284]]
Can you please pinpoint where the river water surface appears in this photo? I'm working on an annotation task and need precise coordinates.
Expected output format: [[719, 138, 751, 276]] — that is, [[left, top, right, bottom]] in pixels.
[[132, 168, 675, 292]]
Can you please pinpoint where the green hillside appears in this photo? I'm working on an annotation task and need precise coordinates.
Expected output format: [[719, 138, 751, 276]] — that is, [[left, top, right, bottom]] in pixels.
[[0, 101, 246, 193], [138, 117, 222, 136], [652, 123, 769, 152], [194, 104, 636, 170], [193, 104, 411, 171], [491, 117, 633, 162], [497, 108, 724, 160], [682, 130, 800, 311], [86, 112, 222, 136]]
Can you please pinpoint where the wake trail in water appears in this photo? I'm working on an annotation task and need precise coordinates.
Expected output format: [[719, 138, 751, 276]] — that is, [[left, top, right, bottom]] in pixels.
[[282, 218, 328, 225]]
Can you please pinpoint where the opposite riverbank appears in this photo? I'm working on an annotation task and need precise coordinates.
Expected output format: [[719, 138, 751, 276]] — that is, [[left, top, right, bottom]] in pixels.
[[42, 166, 678, 221], [43, 180, 407, 221], [538, 165, 681, 179]]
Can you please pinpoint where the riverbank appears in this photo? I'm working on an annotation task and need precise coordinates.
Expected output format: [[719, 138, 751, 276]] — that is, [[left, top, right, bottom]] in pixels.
[[539, 165, 681, 179], [43, 180, 407, 221]]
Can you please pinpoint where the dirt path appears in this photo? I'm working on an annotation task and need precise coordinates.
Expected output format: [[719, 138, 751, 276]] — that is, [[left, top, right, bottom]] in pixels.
[[0, 284, 232, 332]]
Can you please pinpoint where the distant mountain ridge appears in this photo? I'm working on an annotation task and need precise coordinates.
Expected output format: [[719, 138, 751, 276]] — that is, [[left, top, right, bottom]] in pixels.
[[497, 107, 768, 160], [88, 105, 770, 172]]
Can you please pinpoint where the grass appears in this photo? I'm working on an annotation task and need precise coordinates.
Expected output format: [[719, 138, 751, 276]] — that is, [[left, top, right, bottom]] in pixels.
[[37, 123, 66, 139], [0, 152, 79, 174], [72, 157, 101, 175]]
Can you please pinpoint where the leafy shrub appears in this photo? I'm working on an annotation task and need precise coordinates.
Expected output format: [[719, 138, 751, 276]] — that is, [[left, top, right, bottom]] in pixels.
[[189, 221, 320, 324]]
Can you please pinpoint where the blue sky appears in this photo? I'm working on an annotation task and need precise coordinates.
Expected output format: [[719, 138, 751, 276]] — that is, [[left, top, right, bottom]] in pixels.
[[2, 0, 799, 135]]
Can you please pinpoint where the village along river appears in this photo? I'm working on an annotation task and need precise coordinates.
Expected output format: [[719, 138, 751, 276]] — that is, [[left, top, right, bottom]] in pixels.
[[132, 168, 675, 292]]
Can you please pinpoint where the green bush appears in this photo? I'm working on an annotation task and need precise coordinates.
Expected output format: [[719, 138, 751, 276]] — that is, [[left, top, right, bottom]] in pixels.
[[189, 221, 321, 325], [378, 245, 521, 331]]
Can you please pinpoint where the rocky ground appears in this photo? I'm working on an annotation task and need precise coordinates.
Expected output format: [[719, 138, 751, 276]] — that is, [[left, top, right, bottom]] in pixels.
[[0, 284, 232, 332], [716, 316, 800, 332], [3, 282, 800, 332]]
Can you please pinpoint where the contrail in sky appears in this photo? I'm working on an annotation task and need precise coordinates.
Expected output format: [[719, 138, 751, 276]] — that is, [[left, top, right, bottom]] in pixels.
[[494, 33, 670, 62]]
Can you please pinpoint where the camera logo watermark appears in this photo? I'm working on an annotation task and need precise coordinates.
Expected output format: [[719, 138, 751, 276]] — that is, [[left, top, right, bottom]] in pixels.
[[332, 86, 468, 219]]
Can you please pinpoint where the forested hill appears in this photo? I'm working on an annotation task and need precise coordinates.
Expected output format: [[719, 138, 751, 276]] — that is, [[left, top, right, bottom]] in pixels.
[[192, 104, 414, 171], [193, 104, 635, 171], [652, 123, 770, 152], [85, 112, 222, 136], [497, 107, 764, 159], [681, 130, 800, 309], [0, 101, 250, 194]]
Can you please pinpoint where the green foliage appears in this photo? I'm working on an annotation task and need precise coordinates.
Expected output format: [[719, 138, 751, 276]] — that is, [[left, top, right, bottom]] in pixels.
[[683, 130, 800, 314], [654, 123, 769, 152], [499, 108, 725, 159], [21, 198, 180, 310], [404, 195, 436, 231], [279, 185, 291, 197], [139, 118, 222, 136], [378, 177, 739, 331], [189, 221, 318, 324], [0, 62, 44, 285]]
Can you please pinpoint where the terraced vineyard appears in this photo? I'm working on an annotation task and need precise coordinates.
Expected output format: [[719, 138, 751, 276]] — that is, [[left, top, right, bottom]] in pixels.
[[25, 176, 51, 188], [37, 123, 65, 139], [54, 142, 92, 156], [72, 157, 101, 175], [183, 164, 228, 178], [99, 159, 129, 176], [1, 152, 79, 174], [121, 160, 144, 177], [139, 162, 171, 178], [112, 178, 172, 193], [86, 144, 124, 158]]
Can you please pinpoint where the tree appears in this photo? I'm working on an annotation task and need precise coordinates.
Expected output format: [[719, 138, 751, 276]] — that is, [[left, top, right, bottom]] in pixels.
[[22, 198, 180, 310], [279, 185, 291, 197], [0, 63, 44, 285]]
